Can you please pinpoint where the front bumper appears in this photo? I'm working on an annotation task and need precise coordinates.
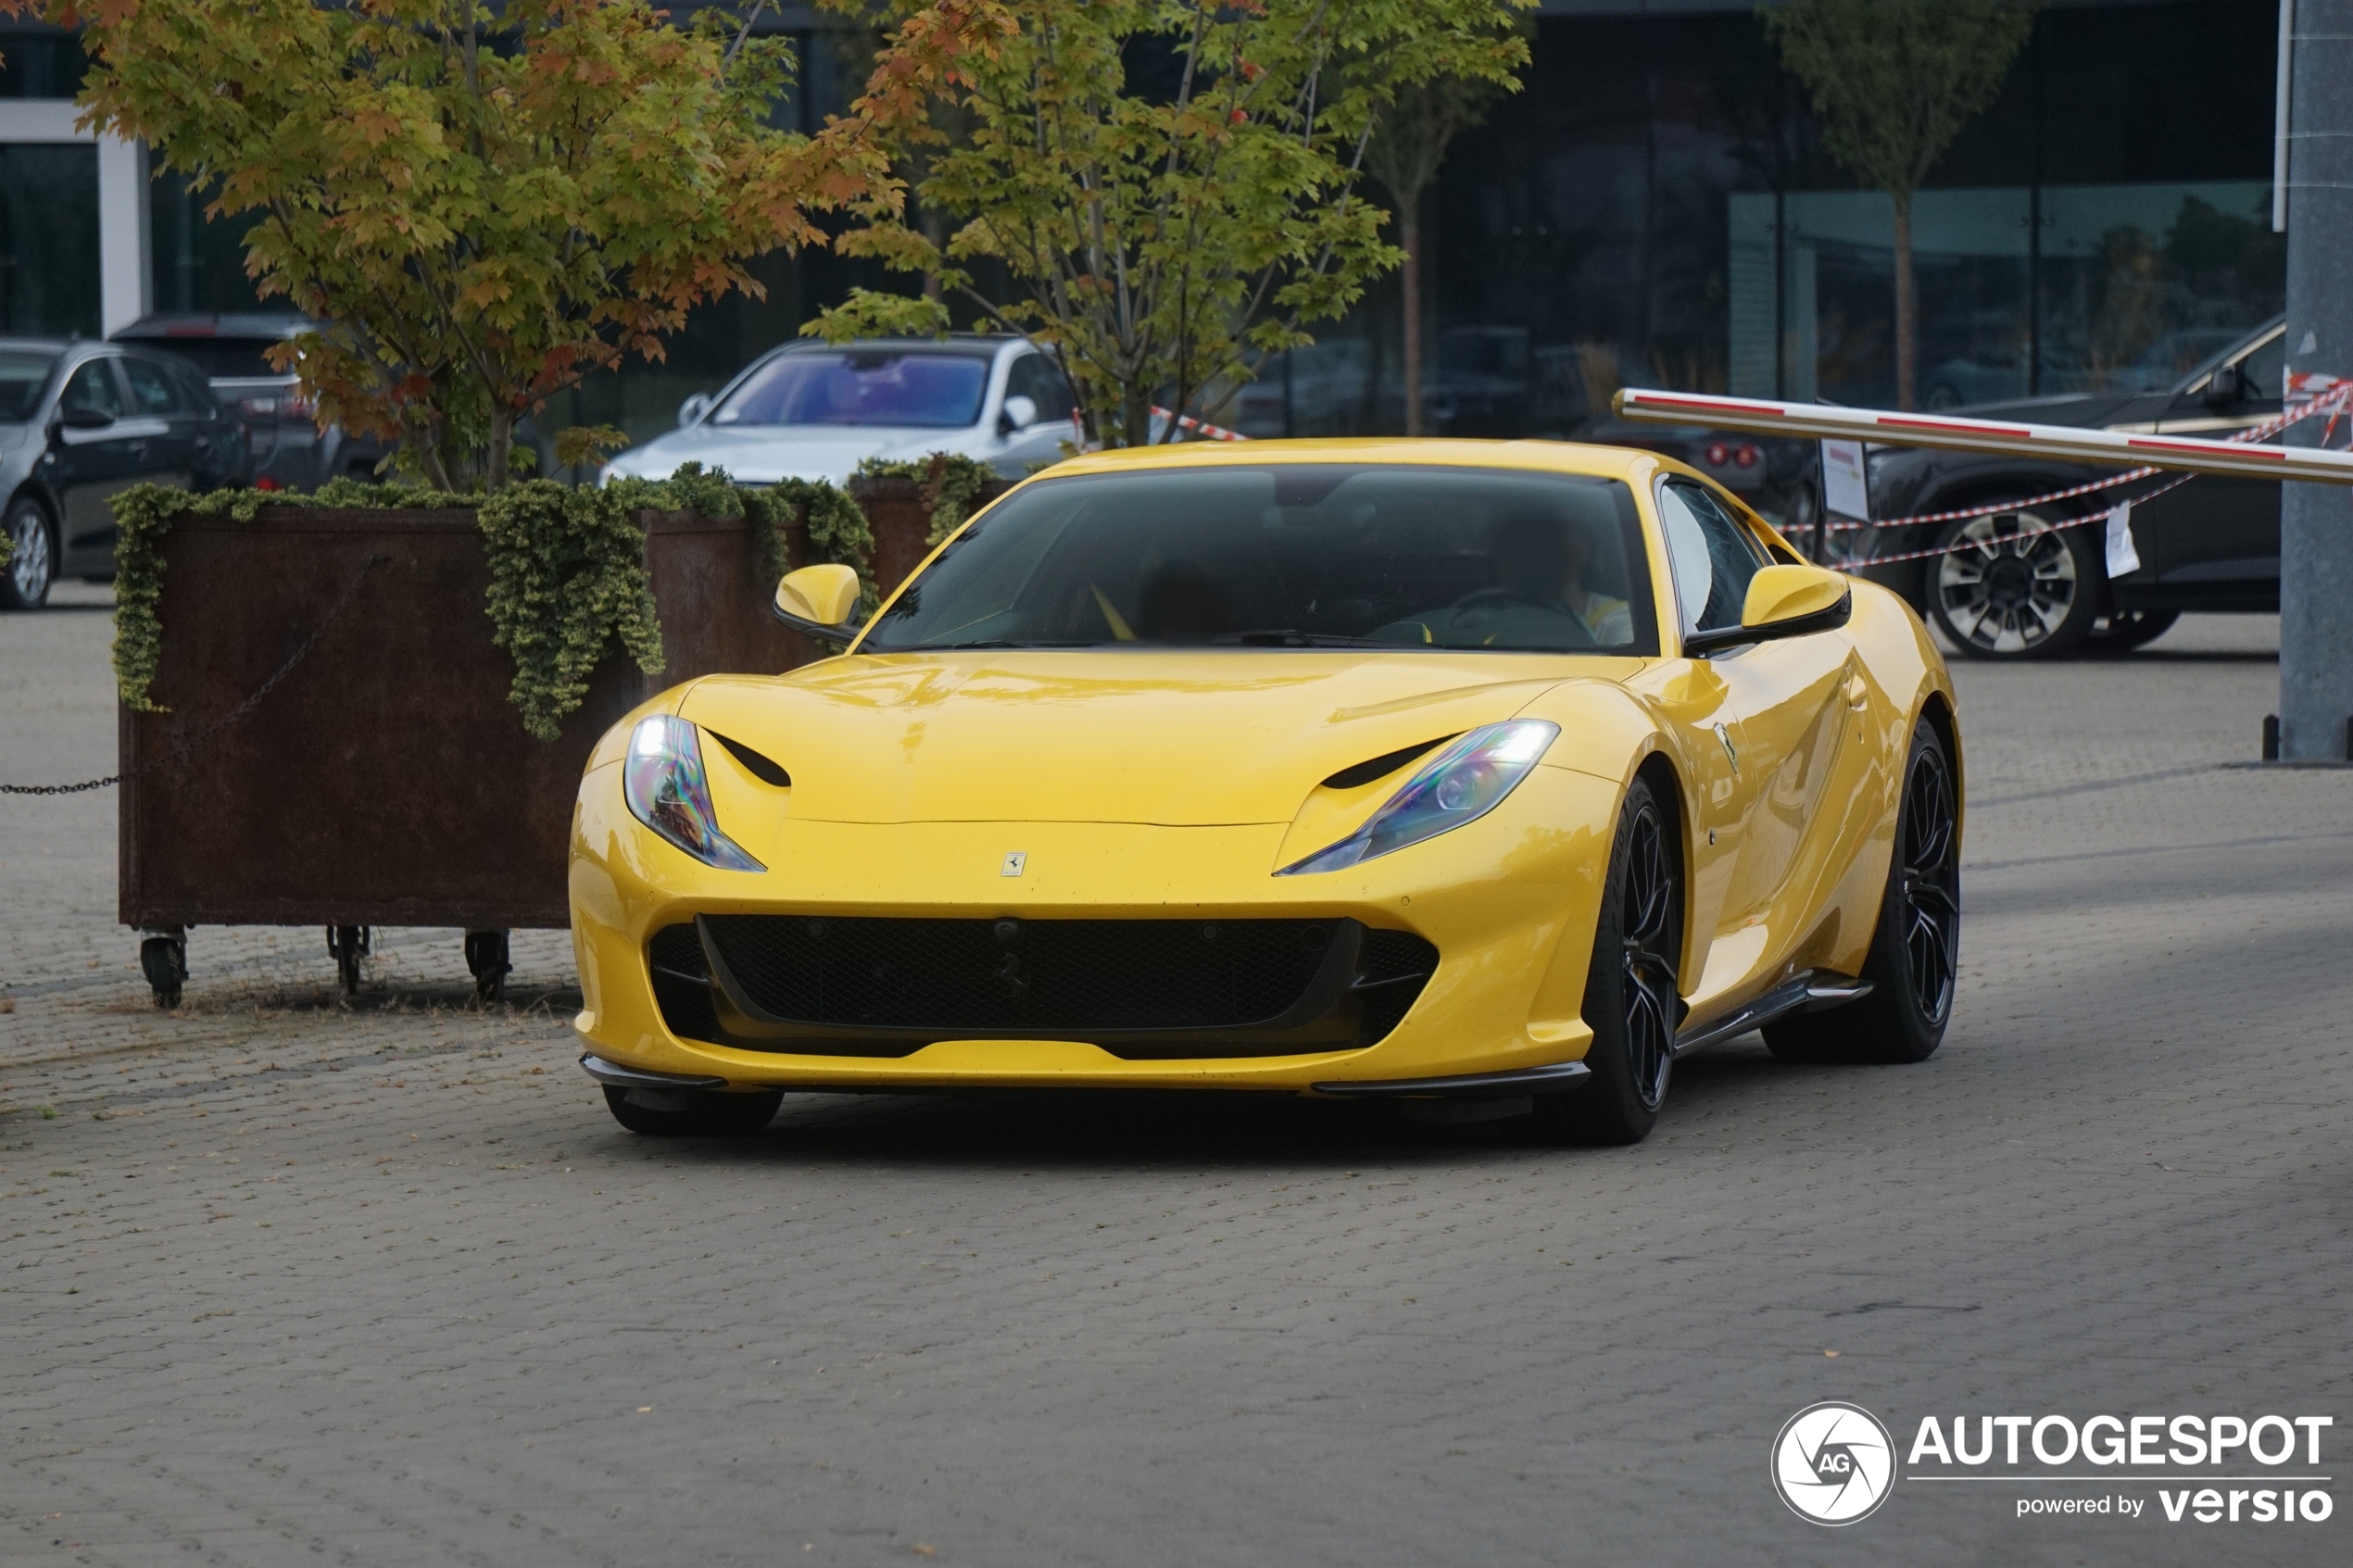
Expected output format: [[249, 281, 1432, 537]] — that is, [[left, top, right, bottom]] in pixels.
[[568, 760, 1623, 1094]]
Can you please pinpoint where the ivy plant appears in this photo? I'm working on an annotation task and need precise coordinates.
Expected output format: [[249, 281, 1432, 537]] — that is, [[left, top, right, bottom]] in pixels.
[[854, 453, 1000, 545], [107, 470, 867, 740]]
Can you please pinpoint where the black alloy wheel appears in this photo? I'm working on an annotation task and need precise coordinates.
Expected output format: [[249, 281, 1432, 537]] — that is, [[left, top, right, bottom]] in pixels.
[[1, 499, 55, 610], [602, 1084, 784, 1137], [1535, 775, 1684, 1145], [1895, 738, 1961, 1024], [1765, 719, 1959, 1065], [1928, 508, 2100, 659]]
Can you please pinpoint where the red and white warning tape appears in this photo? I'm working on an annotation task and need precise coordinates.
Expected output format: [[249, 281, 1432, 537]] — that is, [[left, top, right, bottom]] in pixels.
[[1063, 406, 1252, 446], [1824, 474, 2196, 571], [1155, 406, 1249, 442]]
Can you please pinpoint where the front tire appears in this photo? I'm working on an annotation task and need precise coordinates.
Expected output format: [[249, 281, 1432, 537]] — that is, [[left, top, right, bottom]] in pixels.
[[1927, 508, 2099, 659], [1, 498, 55, 610], [1534, 776, 1684, 1145], [602, 1084, 783, 1137], [1765, 719, 1959, 1064]]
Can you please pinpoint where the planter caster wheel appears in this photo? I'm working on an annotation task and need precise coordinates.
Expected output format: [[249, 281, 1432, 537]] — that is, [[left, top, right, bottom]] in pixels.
[[464, 930, 511, 1004], [140, 929, 186, 1010], [326, 925, 371, 995]]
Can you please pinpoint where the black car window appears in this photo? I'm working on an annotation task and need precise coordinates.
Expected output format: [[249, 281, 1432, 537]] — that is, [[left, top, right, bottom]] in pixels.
[[166, 361, 220, 415], [1005, 351, 1075, 426], [2237, 329, 2286, 403], [0, 350, 57, 421], [121, 357, 188, 415], [1657, 479, 1765, 634], [60, 359, 125, 420]]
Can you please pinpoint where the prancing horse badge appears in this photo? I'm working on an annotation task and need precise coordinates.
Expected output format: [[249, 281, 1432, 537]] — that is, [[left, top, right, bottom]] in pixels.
[[1001, 851, 1028, 877]]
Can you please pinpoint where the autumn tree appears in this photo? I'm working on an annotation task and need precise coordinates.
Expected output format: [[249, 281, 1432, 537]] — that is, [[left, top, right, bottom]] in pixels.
[[1763, 0, 2034, 409], [812, 0, 1532, 447], [1, 1, 998, 489]]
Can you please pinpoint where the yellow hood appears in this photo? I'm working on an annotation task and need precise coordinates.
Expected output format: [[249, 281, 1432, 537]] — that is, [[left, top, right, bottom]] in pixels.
[[677, 650, 1642, 826]]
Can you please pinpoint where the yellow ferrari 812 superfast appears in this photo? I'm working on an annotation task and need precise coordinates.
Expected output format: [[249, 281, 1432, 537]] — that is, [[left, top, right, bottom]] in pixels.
[[570, 440, 1960, 1143]]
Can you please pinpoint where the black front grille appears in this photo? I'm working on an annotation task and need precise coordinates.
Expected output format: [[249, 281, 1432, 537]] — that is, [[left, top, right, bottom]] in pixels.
[[703, 914, 1338, 1033], [647, 924, 722, 1047], [1355, 929, 1441, 1043], [645, 916, 1440, 1058]]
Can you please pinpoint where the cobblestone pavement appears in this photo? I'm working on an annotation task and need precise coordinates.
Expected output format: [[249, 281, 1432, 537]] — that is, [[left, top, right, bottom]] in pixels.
[[3, 588, 2346, 1567]]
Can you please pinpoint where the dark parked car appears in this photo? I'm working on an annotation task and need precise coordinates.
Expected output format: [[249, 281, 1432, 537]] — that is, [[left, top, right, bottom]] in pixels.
[[1, 338, 250, 609], [1857, 315, 2287, 659], [110, 313, 389, 493]]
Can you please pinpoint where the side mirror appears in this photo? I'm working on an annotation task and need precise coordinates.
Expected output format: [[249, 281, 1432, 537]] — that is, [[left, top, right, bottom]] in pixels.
[[2203, 361, 2245, 408], [999, 395, 1038, 434], [1681, 564, 1852, 658], [677, 392, 714, 428], [60, 406, 116, 431], [773, 563, 864, 640]]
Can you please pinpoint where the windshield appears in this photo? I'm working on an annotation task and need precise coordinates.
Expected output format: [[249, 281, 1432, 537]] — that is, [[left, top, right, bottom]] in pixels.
[[0, 350, 59, 421], [861, 465, 1658, 656], [711, 350, 991, 429]]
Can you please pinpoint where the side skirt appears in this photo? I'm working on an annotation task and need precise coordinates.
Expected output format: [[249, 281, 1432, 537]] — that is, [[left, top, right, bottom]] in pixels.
[[1670, 970, 1871, 1057]]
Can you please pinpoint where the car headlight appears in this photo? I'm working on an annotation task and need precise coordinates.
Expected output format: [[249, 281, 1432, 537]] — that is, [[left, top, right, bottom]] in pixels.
[[623, 716, 764, 872], [1278, 720, 1558, 876]]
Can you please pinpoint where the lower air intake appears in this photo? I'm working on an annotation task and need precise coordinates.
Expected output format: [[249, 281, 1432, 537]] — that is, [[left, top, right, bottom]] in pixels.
[[645, 917, 1439, 1058]]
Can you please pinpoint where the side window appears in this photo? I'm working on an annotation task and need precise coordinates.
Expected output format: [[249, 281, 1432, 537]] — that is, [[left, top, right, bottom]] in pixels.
[[60, 360, 126, 420], [1658, 480, 1765, 634], [121, 358, 188, 415], [2237, 329, 2285, 403], [1005, 351, 1075, 426]]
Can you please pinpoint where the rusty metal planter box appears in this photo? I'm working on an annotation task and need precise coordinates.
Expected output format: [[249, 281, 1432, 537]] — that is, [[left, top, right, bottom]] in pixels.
[[120, 505, 809, 935]]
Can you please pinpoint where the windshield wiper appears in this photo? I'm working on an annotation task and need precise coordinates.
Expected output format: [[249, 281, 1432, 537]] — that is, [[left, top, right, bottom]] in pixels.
[[1220, 630, 1388, 648]]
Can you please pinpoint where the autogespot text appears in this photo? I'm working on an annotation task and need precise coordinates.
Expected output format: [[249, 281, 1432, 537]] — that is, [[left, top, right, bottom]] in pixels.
[[1905, 1413, 2334, 1525]]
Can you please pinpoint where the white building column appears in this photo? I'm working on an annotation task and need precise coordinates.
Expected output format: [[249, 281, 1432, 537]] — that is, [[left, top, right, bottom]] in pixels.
[[97, 132, 149, 336]]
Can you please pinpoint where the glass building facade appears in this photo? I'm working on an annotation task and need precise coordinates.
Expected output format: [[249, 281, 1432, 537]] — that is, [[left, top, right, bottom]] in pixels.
[[4, 3, 2287, 457]]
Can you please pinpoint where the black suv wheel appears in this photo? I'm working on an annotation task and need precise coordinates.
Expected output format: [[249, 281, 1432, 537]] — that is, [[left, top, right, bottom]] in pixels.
[[1926, 508, 2099, 659]]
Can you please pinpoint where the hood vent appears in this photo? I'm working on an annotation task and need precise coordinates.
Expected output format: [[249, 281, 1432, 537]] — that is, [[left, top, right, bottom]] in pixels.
[[1321, 735, 1453, 793], [710, 731, 791, 787]]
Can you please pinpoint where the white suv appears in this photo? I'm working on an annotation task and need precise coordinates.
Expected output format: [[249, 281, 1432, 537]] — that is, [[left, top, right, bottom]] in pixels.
[[601, 335, 1076, 486]]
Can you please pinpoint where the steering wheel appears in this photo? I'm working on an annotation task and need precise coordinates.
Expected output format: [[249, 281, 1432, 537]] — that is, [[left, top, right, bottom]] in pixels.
[[1451, 586, 1554, 612], [1444, 586, 1599, 649]]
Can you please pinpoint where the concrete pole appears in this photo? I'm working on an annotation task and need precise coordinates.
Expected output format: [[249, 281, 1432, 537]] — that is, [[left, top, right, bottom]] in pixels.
[[2281, 1, 2353, 759]]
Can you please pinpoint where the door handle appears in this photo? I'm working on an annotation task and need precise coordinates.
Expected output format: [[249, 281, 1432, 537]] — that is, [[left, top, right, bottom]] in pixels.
[[1845, 671, 1869, 711]]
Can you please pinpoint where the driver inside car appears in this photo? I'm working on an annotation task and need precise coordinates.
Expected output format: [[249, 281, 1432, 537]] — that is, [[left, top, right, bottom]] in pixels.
[[1374, 505, 1631, 649]]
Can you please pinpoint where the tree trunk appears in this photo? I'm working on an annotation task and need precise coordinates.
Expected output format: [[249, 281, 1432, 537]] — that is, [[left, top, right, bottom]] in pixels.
[[921, 205, 948, 304], [1892, 191, 1916, 412], [1122, 383, 1153, 449], [486, 405, 514, 491], [1402, 207, 1425, 437]]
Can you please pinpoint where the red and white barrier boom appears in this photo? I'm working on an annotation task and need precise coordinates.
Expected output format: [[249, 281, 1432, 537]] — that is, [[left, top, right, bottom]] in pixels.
[[1611, 387, 2353, 485]]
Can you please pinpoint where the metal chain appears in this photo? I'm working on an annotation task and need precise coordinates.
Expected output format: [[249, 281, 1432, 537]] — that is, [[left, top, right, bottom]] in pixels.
[[1, 554, 385, 796]]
